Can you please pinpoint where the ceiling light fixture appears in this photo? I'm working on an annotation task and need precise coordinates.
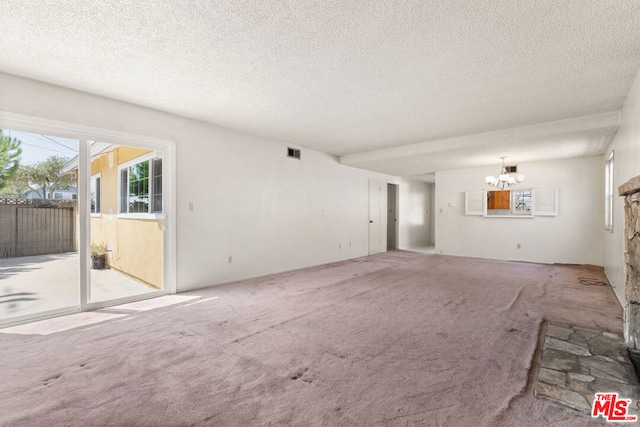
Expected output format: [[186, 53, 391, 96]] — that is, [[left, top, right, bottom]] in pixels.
[[485, 156, 524, 190]]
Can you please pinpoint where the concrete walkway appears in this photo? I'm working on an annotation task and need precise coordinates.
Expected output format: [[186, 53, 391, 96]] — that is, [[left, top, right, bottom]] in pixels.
[[0, 253, 156, 322]]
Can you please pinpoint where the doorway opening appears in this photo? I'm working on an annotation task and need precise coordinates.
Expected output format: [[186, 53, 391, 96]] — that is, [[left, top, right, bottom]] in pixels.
[[387, 183, 398, 249]]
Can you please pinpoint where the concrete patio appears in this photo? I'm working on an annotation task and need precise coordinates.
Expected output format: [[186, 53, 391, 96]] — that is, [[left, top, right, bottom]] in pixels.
[[0, 252, 156, 323]]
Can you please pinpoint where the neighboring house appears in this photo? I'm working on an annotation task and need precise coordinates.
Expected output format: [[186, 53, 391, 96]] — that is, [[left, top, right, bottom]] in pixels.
[[23, 186, 77, 200], [22, 189, 40, 199], [64, 144, 163, 289]]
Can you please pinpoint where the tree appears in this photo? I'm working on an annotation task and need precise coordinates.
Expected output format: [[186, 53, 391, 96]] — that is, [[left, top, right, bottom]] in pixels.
[[13, 155, 75, 199], [0, 129, 22, 191], [0, 181, 22, 198]]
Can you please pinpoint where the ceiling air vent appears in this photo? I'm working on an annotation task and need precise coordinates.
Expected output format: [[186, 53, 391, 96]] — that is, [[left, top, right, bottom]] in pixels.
[[287, 147, 301, 159]]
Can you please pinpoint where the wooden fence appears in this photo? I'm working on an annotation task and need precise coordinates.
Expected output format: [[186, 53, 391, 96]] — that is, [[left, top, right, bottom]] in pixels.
[[0, 199, 77, 258]]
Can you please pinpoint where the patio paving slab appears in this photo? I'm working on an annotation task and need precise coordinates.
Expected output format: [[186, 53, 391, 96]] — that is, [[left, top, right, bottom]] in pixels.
[[0, 253, 155, 323]]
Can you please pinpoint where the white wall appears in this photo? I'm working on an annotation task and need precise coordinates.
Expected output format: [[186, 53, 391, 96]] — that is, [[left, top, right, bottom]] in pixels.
[[604, 67, 640, 305], [435, 156, 604, 265], [0, 72, 392, 292], [397, 179, 432, 249]]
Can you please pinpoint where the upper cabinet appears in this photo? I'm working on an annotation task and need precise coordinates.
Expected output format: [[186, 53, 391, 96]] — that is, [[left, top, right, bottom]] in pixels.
[[487, 190, 510, 210]]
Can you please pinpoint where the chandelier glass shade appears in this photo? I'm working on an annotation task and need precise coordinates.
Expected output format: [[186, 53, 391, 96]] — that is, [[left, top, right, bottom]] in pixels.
[[485, 157, 524, 190]]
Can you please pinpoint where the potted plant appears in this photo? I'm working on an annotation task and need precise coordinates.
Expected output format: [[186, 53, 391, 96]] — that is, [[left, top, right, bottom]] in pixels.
[[91, 242, 108, 269]]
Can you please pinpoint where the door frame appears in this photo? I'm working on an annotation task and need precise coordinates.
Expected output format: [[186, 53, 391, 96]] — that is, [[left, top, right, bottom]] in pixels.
[[0, 111, 176, 323]]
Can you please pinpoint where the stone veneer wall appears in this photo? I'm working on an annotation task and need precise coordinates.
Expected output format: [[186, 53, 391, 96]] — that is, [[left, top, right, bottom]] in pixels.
[[620, 176, 640, 349]]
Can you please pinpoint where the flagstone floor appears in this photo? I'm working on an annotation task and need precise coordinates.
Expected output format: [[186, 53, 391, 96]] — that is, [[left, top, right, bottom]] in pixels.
[[534, 322, 640, 420]]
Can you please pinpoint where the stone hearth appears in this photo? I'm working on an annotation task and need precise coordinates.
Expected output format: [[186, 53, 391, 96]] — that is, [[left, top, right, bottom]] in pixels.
[[620, 175, 640, 349], [534, 322, 640, 418]]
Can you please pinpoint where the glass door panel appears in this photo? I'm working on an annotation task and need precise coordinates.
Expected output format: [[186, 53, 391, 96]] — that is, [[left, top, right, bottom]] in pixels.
[[89, 143, 163, 303], [0, 129, 79, 323]]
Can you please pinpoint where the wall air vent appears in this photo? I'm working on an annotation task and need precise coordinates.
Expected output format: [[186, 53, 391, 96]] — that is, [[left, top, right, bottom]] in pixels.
[[287, 147, 301, 159], [505, 165, 518, 173]]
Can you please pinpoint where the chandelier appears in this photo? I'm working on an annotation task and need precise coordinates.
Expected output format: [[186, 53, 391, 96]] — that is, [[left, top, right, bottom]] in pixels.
[[485, 156, 524, 190]]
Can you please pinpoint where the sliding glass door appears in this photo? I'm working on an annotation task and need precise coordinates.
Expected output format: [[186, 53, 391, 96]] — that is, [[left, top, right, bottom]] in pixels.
[[0, 114, 174, 327]]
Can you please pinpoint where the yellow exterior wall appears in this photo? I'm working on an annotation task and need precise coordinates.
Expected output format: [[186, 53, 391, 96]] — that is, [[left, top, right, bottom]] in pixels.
[[90, 146, 163, 288]]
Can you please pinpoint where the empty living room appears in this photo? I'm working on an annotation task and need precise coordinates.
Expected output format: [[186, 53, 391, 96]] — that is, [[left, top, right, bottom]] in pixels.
[[1, 2, 640, 426]]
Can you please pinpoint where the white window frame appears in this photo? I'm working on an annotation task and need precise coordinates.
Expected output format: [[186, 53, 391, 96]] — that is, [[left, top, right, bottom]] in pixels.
[[605, 151, 614, 232], [117, 152, 163, 219], [90, 173, 101, 217]]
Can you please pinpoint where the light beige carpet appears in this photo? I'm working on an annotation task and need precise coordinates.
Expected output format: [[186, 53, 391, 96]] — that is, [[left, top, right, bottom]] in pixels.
[[0, 251, 624, 426]]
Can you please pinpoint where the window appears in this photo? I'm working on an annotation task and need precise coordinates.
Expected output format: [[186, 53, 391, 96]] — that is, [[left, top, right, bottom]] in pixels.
[[53, 190, 77, 200], [605, 151, 614, 231], [119, 154, 162, 215], [512, 190, 533, 214], [91, 174, 101, 214]]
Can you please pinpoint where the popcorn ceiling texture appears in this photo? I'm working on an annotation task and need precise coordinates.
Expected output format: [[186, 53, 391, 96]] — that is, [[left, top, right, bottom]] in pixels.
[[0, 2, 639, 172]]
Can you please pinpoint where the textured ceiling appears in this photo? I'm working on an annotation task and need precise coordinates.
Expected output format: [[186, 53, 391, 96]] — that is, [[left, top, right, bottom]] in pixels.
[[1, 1, 639, 176]]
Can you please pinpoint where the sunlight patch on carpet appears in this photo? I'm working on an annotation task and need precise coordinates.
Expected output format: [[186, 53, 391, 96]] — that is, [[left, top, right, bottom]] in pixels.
[[111, 295, 200, 311], [176, 296, 219, 308]]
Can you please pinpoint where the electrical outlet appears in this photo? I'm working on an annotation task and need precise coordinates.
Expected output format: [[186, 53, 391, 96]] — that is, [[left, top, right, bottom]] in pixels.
[[188, 202, 194, 211], [517, 243, 522, 249]]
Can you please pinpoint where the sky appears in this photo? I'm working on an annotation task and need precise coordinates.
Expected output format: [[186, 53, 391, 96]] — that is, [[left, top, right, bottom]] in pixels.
[[3, 129, 78, 165]]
